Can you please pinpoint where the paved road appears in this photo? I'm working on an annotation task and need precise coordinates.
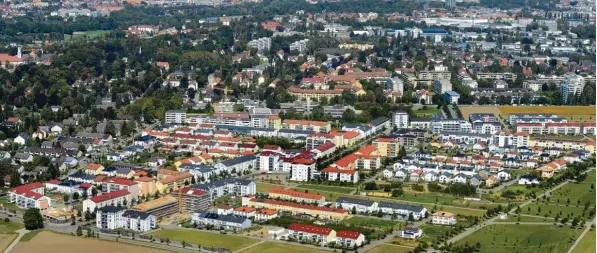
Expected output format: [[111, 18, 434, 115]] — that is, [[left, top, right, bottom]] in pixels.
[[567, 217, 597, 253], [3, 228, 27, 253]]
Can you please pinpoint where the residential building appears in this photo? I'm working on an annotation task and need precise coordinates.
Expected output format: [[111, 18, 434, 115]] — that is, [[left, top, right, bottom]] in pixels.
[[192, 178, 257, 200], [289, 158, 316, 182], [444, 91, 460, 104], [246, 198, 347, 220], [171, 187, 211, 213], [372, 138, 399, 157], [561, 74, 585, 104], [430, 120, 472, 133], [192, 212, 252, 230], [392, 111, 409, 129], [377, 202, 427, 220], [336, 230, 365, 248], [288, 223, 336, 246], [248, 37, 272, 52], [165, 110, 186, 124], [335, 197, 378, 213], [83, 189, 131, 213], [433, 79, 452, 94], [432, 211, 456, 225], [320, 167, 359, 183], [400, 227, 423, 239], [96, 206, 156, 232], [131, 195, 178, 218], [268, 188, 325, 204]]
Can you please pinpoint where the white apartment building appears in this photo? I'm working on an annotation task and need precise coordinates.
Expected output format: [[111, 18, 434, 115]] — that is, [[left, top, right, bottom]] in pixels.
[[392, 111, 409, 129], [289, 39, 309, 54], [96, 206, 156, 232], [432, 211, 456, 225], [433, 79, 452, 94], [289, 159, 316, 182], [192, 178, 256, 200], [165, 110, 186, 124], [258, 151, 280, 171], [560, 74, 585, 104], [335, 197, 378, 213], [248, 37, 272, 52], [83, 189, 132, 213], [429, 120, 472, 133]]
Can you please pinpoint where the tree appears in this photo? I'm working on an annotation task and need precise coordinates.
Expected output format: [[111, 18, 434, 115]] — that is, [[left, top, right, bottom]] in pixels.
[[391, 188, 404, 197], [342, 108, 357, 123], [91, 188, 98, 197], [23, 208, 44, 230], [76, 226, 83, 236], [73, 192, 80, 201], [104, 121, 116, 136]]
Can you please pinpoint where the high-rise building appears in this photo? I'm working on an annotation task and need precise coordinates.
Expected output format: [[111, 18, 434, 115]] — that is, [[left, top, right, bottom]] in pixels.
[[560, 74, 585, 104], [392, 111, 409, 129]]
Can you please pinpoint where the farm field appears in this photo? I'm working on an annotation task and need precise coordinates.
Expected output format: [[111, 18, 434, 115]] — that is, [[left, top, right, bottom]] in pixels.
[[241, 241, 331, 253], [456, 224, 582, 253], [296, 184, 355, 194], [12, 231, 170, 253], [149, 229, 259, 251], [366, 244, 413, 253], [0, 221, 23, 252], [572, 230, 596, 253], [458, 105, 596, 122]]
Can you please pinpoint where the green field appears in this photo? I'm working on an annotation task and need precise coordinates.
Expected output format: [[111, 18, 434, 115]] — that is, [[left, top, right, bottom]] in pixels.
[[546, 170, 596, 208], [521, 203, 586, 218], [241, 241, 331, 253], [0, 221, 22, 233], [413, 107, 440, 117], [419, 224, 455, 244], [366, 244, 413, 253], [0, 197, 19, 211], [149, 229, 259, 251], [498, 215, 553, 223], [367, 191, 457, 204], [67, 30, 111, 40], [457, 224, 582, 253], [296, 184, 355, 194], [340, 216, 403, 230], [19, 229, 44, 242], [572, 230, 596, 253], [256, 182, 285, 193], [497, 184, 546, 200], [564, 115, 596, 123]]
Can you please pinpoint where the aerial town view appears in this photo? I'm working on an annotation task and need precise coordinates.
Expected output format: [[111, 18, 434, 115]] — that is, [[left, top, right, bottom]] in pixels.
[[0, 0, 593, 252]]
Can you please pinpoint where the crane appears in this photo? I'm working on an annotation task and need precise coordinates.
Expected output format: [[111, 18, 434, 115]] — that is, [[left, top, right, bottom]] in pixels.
[[213, 86, 233, 102]]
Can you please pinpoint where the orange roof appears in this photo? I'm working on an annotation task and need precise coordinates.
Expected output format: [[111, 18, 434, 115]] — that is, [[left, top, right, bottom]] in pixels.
[[375, 137, 397, 143], [343, 131, 360, 139], [159, 172, 192, 184], [355, 145, 377, 156], [234, 206, 256, 212], [321, 167, 356, 174], [334, 154, 358, 168], [134, 177, 155, 182], [87, 163, 103, 170], [251, 198, 346, 214], [269, 188, 324, 200], [256, 208, 277, 215], [158, 169, 180, 176], [293, 158, 315, 165], [0, 54, 23, 63]]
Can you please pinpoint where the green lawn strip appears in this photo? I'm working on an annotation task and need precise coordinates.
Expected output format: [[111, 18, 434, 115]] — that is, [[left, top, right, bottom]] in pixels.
[[19, 229, 44, 242], [149, 229, 259, 251], [572, 230, 596, 253], [419, 224, 455, 243], [241, 241, 331, 253], [456, 224, 582, 253], [545, 171, 596, 208], [340, 216, 403, 230], [256, 182, 286, 193], [296, 184, 355, 194], [366, 244, 413, 253], [521, 203, 588, 219], [497, 214, 553, 223]]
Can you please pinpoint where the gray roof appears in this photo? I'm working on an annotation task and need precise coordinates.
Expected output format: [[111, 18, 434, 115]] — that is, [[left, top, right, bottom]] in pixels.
[[336, 197, 375, 207], [219, 155, 256, 167], [122, 210, 152, 220], [97, 205, 125, 213], [378, 202, 425, 212], [370, 116, 390, 126], [195, 211, 248, 224]]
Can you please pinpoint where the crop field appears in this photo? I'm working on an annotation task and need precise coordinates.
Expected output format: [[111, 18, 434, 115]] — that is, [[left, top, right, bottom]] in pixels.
[[241, 242, 331, 253], [149, 229, 259, 251]]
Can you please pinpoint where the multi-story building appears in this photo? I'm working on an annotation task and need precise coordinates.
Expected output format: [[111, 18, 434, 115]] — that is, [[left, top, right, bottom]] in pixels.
[[102, 178, 139, 199], [131, 195, 178, 218], [289, 158, 316, 182], [320, 167, 359, 183], [192, 212, 252, 230], [268, 188, 325, 204], [96, 206, 124, 230], [475, 72, 516, 81], [258, 151, 281, 171], [134, 177, 157, 197], [582, 122, 596, 135], [335, 197, 378, 213], [165, 110, 186, 124], [516, 123, 544, 134], [336, 230, 365, 248], [546, 122, 581, 135], [507, 113, 559, 125], [282, 119, 331, 133], [171, 187, 210, 213], [192, 178, 256, 200], [83, 189, 131, 213], [377, 202, 427, 220], [246, 198, 347, 220], [156, 171, 192, 193], [289, 39, 309, 54], [560, 74, 585, 104], [473, 122, 502, 134], [372, 137, 399, 157], [247, 37, 271, 52], [288, 223, 337, 246], [392, 111, 409, 129], [431, 211, 456, 225], [433, 79, 452, 94], [305, 133, 334, 150], [429, 120, 472, 133], [121, 210, 156, 232]]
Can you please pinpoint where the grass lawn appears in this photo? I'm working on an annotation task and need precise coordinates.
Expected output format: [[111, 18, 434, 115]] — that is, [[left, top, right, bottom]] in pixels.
[[419, 224, 455, 243], [19, 230, 44, 242], [296, 184, 355, 194], [366, 191, 457, 204], [457, 224, 582, 253], [340, 216, 403, 230], [0, 196, 19, 211], [0, 221, 23, 233], [564, 115, 596, 123], [546, 170, 596, 208], [520, 203, 586, 218], [241, 241, 331, 253], [572, 230, 596, 253], [366, 244, 413, 253], [256, 182, 285, 193], [413, 107, 440, 117], [498, 215, 553, 223], [149, 229, 259, 251]]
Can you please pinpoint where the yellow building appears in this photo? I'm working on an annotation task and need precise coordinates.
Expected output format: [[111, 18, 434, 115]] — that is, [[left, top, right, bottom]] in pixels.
[[247, 198, 347, 221], [268, 188, 325, 204], [156, 172, 192, 193], [530, 138, 593, 153], [134, 176, 157, 197], [266, 116, 282, 130], [283, 119, 332, 133], [372, 137, 399, 157]]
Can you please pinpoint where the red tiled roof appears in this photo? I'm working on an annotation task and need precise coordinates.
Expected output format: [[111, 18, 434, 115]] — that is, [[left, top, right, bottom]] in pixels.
[[582, 122, 596, 127], [321, 167, 356, 175], [11, 188, 44, 200], [337, 230, 362, 239], [104, 178, 137, 186], [253, 198, 346, 214], [88, 189, 130, 203], [178, 187, 208, 196], [334, 154, 358, 168], [46, 179, 61, 185], [269, 188, 324, 200], [293, 158, 315, 165], [315, 142, 335, 152], [288, 223, 333, 236], [256, 208, 277, 215], [11, 182, 44, 192], [87, 164, 103, 170]]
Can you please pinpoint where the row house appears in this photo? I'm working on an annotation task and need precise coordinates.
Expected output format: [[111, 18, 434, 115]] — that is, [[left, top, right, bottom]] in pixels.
[[546, 122, 581, 135]]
